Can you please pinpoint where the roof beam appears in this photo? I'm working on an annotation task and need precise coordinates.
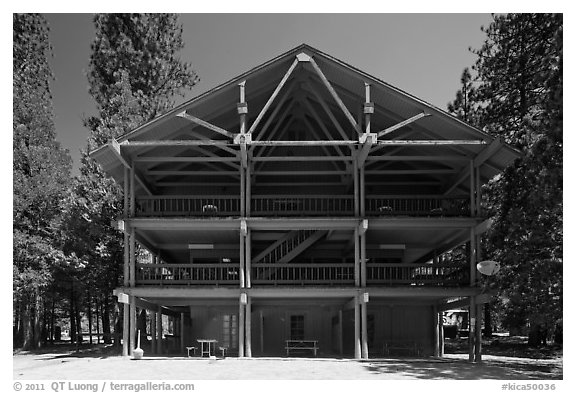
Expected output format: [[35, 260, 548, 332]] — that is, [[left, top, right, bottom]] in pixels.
[[376, 140, 487, 146], [366, 155, 469, 162], [377, 112, 431, 138], [248, 57, 299, 134], [356, 133, 376, 168], [308, 56, 360, 134], [473, 138, 503, 167], [177, 111, 235, 138], [133, 156, 239, 163], [250, 83, 295, 141]]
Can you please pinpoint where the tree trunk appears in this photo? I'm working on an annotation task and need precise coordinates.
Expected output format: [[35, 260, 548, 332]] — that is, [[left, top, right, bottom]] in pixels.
[[69, 287, 76, 344], [87, 296, 93, 345], [113, 300, 121, 347], [484, 303, 493, 338], [102, 295, 112, 344], [95, 296, 101, 344]]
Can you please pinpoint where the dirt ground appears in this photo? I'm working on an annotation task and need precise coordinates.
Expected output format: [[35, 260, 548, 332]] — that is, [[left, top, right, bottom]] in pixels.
[[12, 350, 562, 380]]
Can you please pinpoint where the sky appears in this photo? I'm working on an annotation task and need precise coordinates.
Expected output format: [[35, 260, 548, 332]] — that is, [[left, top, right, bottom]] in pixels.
[[43, 13, 495, 175]]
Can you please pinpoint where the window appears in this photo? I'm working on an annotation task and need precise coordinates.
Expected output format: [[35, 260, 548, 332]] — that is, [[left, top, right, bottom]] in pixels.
[[290, 315, 305, 340], [222, 314, 238, 349]]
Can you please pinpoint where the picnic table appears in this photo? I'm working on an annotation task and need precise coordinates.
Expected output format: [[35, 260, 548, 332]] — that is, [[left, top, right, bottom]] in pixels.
[[285, 340, 319, 356], [197, 339, 218, 357]]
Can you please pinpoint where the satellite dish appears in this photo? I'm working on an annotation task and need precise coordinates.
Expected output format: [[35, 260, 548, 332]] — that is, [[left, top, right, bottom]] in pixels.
[[477, 260, 501, 276]]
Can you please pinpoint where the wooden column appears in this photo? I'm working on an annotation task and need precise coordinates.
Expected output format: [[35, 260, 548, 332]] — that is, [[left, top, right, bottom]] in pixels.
[[238, 294, 245, 357], [246, 295, 252, 357], [468, 296, 476, 362], [156, 308, 163, 355], [433, 305, 440, 357], [240, 166, 246, 217], [470, 228, 477, 286], [259, 309, 264, 355], [439, 312, 445, 357], [338, 309, 344, 356], [180, 313, 185, 355], [354, 295, 361, 359], [150, 312, 157, 354], [475, 166, 482, 215], [475, 304, 483, 363], [361, 296, 369, 359], [246, 229, 251, 288], [354, 228, 360, 287], [360, 166, 365, 217], [246, 163, 252, 217], [122, 167, 129, 357], [239, 222, 246, 289], [360, 232, 367, 288], [129, 297, 136, 356], [469, 160, 475, 217], [353, 158, 359, 217]]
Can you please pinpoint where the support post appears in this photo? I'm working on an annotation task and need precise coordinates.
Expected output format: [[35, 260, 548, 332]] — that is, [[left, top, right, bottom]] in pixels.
[[156, 308, 163, 355], [354, 295, 361, 359], [240, 167, 246, 217], [240, 221, 247, 289], [129, 297, 136, 356], [354, 228, 360, 287], [353, 158, 359, 217], [470, 160, 475, 217], [475, 166, 482, 215], [122, 168, 129, 357], [470, 228, 477, 286], [151, 312, 157, 354], [259, 309, 264, 355], [246, 163, 252, 217], [246, 229, 251, 288], [468, 296, 476, 362], [180, 313, 185, 355], [433, 305, 440, 357], [246, 295, 252, 357], [360, 232, 367, 288], [361, 295, 369, 359], [338, 309, 344, 356], [439, 309, 445, 357], [360, 166, 366, 216], [475, 304, 483, 363], [239, 294, 245, 357]]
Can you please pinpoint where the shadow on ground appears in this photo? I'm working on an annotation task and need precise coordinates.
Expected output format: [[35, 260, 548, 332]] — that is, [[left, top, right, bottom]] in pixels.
[[362, 358, 562, 380]]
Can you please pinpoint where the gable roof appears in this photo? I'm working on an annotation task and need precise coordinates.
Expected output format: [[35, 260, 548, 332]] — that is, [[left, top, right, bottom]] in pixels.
[[91, 43, 521, 195]]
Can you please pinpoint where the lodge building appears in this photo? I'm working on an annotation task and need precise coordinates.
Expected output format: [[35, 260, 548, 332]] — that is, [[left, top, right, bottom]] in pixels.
[[91, 44, 520, 360]]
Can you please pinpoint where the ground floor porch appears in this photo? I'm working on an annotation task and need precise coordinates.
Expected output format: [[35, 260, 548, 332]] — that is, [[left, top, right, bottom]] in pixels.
[[115, 286, 488, 362]]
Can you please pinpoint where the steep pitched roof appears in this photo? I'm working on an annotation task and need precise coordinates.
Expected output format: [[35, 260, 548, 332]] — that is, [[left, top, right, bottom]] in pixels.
[[91, 43, 520, 195]]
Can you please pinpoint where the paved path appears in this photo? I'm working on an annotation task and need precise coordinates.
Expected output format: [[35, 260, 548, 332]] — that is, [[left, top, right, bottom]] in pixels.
[[13, 353, 562, 380]]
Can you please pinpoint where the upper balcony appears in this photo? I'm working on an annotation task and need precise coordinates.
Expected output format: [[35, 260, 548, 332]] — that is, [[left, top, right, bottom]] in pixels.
[[134, 195, 471, 218], [135, 261, 469, 287]]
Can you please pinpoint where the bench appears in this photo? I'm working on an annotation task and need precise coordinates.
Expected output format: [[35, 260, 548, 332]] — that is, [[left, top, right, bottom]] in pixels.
[[285, 340, 319, 356], [383, 341, 421, 356], [186, 346, 197, 357]]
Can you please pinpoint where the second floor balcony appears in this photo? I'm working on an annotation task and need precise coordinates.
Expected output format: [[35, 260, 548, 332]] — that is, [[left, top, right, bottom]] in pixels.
[[135, 262, 469, 287], [135, 195, 471, 218]]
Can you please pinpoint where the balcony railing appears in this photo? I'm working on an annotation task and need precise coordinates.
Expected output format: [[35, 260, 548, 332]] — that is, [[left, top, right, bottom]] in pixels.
[[365, 196, 470, 217], [251, 195, 354, 216], [135, 262, 468, 287], [135, 196, 241, 217], [136, 263, 240, 285], [366, 263, 469, 286], [251, 263, 355, 285], [134, 195, 470, 218]]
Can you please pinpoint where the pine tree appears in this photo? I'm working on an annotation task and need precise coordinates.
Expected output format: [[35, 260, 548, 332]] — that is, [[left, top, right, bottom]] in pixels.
[[61, 13, 199, 345], [448, 14, 562, 345], [13, 13, 72, 349]]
